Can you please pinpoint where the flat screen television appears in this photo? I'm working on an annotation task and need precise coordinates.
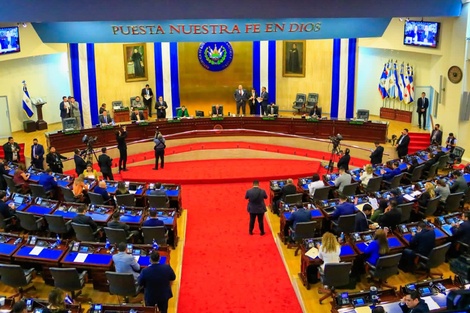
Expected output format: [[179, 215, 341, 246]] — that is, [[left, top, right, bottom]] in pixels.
[[403, 20, 440, 48], [0, 26, 20, 55]]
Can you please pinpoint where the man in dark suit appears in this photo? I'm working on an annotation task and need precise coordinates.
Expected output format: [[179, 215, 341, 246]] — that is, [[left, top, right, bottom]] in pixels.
[[0, 159, 10, 190], [3, 137, 21, 163], [450, 170, 469, 194], [59, 96, 70, 129], [130, 108, 145, 122], [286, 203, 312, 238], [337, 148, 350, 171], [138, 251, 176, 313], [141, 84, 154, 117], [377, 200, 401, 229], [46, 147, 67, 173], [155, 96, 168, 119], [399, 221, 435, 272], [259, 86, 269, 116], [355, 204, 372, 232], [309, 104, 322, 118], [248, 88, 257, 115], [99, 110, 113, 125], [31, 138, 44, 169], [73, 149, 87, 176], [395, 128, 410, 158], [116, 126, 128, 172], [0, 190, 15, 219], [143, 209, 165, 227], [430, 123, 443, 145], [234, 84, 248, 116], [370, 142, 384, 165], [398, 290, 430, 313], [94, 180, 114, 205], [245, 180, 268, 235], [211, 104, 223, 117], [451, 211, 470, 248], [72, 206, 98, 232], [98, 147, 113, 180], [416, 92, 429, 129]]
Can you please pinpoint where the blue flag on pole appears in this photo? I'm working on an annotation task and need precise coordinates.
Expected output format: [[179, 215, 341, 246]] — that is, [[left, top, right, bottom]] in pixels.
[[22, 81, 34, 118], [378, 63, 388, 99]]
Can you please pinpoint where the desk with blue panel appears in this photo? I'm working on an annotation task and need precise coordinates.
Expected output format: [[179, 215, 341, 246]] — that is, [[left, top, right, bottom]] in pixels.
[[7, 193, 32, 212], [117, 206, 145, 227], [395, 222, 448, 246], [299, 237, 357, 289], [278, 203, 325, 244], [434, 212, 462, 237], [351, 230, 406, 254], [0, 233, 24, 263], [22, 197, 60, 216], [145, 183, 182, 213], [268, 179, 287, 212], [53, 203, 113, 224], [142, 209, 178, 248]]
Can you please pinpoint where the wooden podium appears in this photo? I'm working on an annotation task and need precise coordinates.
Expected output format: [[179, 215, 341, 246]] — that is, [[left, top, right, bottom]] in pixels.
[[34, 102, 48, 130]]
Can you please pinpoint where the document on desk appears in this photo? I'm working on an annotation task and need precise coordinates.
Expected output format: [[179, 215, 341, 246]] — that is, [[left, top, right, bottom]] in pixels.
[[368, 197, 379, 210], [29, 246, 44, 255], [73, 253, 88, 263], [422, 296, 440, 310], [403, 194, 415, 202], [305, 247, 319, 259], [354, 307, 371, 313]]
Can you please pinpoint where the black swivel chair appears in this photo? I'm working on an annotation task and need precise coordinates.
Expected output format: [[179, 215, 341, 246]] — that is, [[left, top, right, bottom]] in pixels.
[[60, 186, 78, 203], [365, 176, 382, 193], [383, 173, 404, 190], [436, 154, 450, 172], [416, 242, 451, 280], [341, 183, 358, 197], [88, 192, 105, 205], [419, 195, 441, 218], [104, 227, 134, 244], [116, 194, 136, 207], [447, 146, 465, 169], [406, 164, 425, 183], [141, 226, 168, 246], [424, 162, 439, 180], [332, 214, 356, 235], [284, 193, 303, 205], [3, 175, 19, 193], [397, 203, 413, 224], [288, 221, 319, 256], [71, 223, 100, 242], [443, 192, 464, 213], [318, 262, 353, 304], [105, 272, 141, 303], [292, 93, 306, 113], [29, 184, 52, 199], [49, 267, 88, 300], [0, 212, 14, 231], [15, 211, 44, 233], [0, 264, 35, 298], [305, 93, 319, 111], [147, 195, 169, 208], [367, 253, 402, 289], [44, 214, 72, 237], [312, 187, 331, 201]]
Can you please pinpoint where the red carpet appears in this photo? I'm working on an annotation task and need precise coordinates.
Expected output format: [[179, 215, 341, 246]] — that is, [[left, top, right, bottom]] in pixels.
[[119, 159, 321, 183], [178, 182, 303, 313], [408, 132, 430, 154]]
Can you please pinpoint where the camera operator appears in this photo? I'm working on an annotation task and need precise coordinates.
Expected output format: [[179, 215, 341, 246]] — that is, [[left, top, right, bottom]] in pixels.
[[98, 147, 114, 180], [153, 127, 166, 170], [74, 148, 87, 176], [46, 147, 67, 173], [116, 125, 128, 173]]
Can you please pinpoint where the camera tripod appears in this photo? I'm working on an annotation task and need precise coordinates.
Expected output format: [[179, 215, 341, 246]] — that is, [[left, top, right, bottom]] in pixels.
[[326, 144, 341, 173], [82, 143, 99, 164]]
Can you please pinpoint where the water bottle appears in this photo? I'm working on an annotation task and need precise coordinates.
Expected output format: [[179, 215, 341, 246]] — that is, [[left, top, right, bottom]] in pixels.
[[105, 238, 110, 250], [152, 238, 159, 251], [340, 232, 345, 243], [56, 234, 61, 245]]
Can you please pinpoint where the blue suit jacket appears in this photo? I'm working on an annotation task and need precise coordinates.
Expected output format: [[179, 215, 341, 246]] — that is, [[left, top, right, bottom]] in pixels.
[[288, 208, 311, 228], [331, 202, 357, 221], [38, 174, 57, 192], [138, 263, 176, 305], [383, 167, 402, 182], [31, 144, 44, 161], [451, 220, 470, 246], [409, 228, 435, 257]]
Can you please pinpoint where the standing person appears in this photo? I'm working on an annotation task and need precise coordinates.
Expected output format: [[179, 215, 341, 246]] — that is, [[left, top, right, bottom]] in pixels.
[[31, 138, 44, 169], [258, 86, 269, 116], [116, 125, 128, 172], [416, 92, 429, 129], [0, 159, 10, 190], [141, 84, 154, 117], [98, 147, 114, 180], [337, 148, 350, 171], [3, 136, 21, 163], [445, 132, 457, 152], [234, 84, 248, 116], [395, 128, 410, 158], [113, 242, 141, 281], [430, 123, 443, 145], [370, 141, 384, 165], [46, 147, 67, 173], [69, 96, 81, 129], [248, 88, 257, 115], [245, 180, 268, 235], [59, 96, 70, 129], [155, 96, 168, 119], [138, 251, 176, 313], [73, 148, 87, 176], [153, 130, 166, 170]]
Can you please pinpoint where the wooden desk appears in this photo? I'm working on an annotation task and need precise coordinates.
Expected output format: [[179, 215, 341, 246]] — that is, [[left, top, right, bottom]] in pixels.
[[54, 203, 113, 225], [0, 233, 24, 264], [113, 110, 131, 123], [145, 184, 182, 214], [278, 204, 325, 244], [46, 117, 389, 152], [395, 222, 449, 246], [88, 304, 158, 313], [351, 230, 406, 254], [142, 208, 178, 248]]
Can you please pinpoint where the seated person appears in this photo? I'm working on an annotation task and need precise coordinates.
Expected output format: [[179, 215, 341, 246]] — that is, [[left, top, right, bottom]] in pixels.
[[99, 110, 113, 125], [93, 180, 114, 205], [72, 206, 98, 232], [43, 288, 69, 313], [131, 96, 144, 108], [112, 242, 141, 281], [403, 158, 420, 184], [370, 199, 388, 223], [130, 107, 145, 122], [359, 164, 373, 187], [72, 174, 89, 203], [211, 104, 223, 117], [389, 189, 404, 205], [308, 173, 325, 197], [116, 181, 130, 195], [355, 204, 373, 232], [177, 105, 190, 118], [316, 232, 340, 269], [364, 228, 389, 266], [148, 182, 169, 204], [38, 168, 58, 194], [309, 104, 322, 118], [287, 203, 311, 239], [451, 211, 470, 246], [13, 163, 30, 194], [417, 182, 436, 208], [266, 104, 278, 116], [399, 221, 435, 272], [143, 209, 165, 227], [398, 290, 430, 313], [435, 179, 450, 204], [334, 167, 352, 192], [0, 190, 16, 224], [331, 193, 358, 222], [336, 148, 350, 171], [107, 211, 139, 238], [381, 161, 402, 182], [281, 178, 297, 201], [423, 147, 445, 173], [450, 170, 469, 193], [83, 162, 99, 180], [377, 199, 401, 229]]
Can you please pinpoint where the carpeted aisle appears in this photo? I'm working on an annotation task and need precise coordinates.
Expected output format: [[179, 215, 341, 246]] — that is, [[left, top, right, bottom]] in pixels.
[[178, 182, 303, 313]]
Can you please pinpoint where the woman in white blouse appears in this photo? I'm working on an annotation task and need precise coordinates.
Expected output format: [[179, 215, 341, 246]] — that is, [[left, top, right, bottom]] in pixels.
[[316, 231, 341, 269], [308, 173, 325, 197], [359, 164, 374, 187]]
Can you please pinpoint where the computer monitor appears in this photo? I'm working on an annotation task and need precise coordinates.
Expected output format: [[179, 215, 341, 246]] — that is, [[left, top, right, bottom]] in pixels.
[[195, 110, 204, 117], [63, 118, 77, 131], [357, 109, 369, 121]]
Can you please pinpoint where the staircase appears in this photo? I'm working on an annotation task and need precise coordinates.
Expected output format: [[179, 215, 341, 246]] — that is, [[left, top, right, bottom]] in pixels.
[[408, 132, 429, 154]]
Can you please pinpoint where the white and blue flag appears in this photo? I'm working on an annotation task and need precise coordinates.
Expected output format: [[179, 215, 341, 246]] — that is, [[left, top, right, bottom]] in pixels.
[[22, 81, 34, 118]]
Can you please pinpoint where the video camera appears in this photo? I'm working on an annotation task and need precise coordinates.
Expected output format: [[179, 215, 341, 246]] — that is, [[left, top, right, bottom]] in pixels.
[[329, 133, 343, 149], [82, 135, 98, 145]]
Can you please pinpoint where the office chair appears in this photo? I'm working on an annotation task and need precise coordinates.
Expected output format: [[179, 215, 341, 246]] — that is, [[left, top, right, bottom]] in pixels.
[[88, 192, 105, 205], [288, 221, 319, 256], [424, 162, 439, 180], [292, 93, 306, 113], [71, 223, 100, 242], [116, 194, 135, 207], [49, 267, 88, 300], [397, 202, 413, 223], [104, 227, 134, 244], [44, 214, 72, 237], [332, 214, 356, 235], [29, 184, 52, 199], [436, 154, 450, 171], [367, 253, 402, 289], [443, 192, 464, 213], [365, 176, 382, 193], [383, 173, 404, 190], [305, 93, 319, 111], [312, 186, 331, 201], [461, 188, 470, 207], [0, 264, 36, 298], [418, 195, 441, 217], [0, 212, 14, 231], [318, 262, 353, 304], [341, 183, 359, 197], [406, 164, 425, 183], [147, 195, 169, 208], [141, 226, 168, 246], [283, 193, 303, 205], [105, 272, 141, 303], [447, 146, 465, 169], [60, 186, 78, 203], [416, 242, 451, 280], [3, 175, 19, 193], [15, 211, 44, 233]]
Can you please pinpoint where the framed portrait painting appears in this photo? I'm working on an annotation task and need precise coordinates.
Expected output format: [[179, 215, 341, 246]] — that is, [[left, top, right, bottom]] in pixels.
[[123, 43, 148, 82], [282, 40, 306, 77]]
